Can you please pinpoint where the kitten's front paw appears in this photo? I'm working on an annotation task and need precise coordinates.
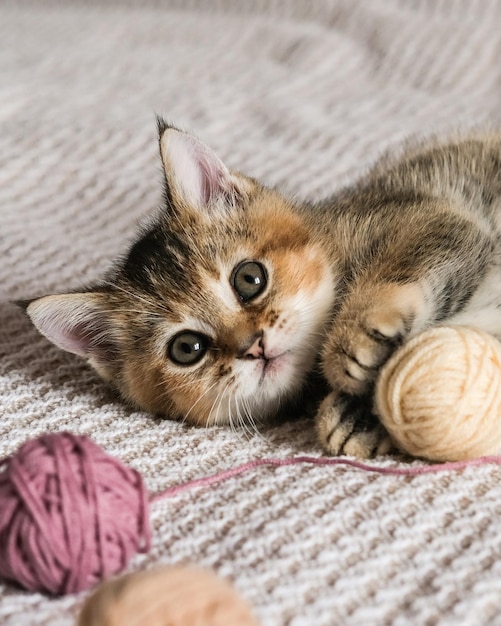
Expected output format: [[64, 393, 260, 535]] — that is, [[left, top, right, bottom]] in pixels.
[[322, 282, 426, 395], [316, 391, 393, 458]]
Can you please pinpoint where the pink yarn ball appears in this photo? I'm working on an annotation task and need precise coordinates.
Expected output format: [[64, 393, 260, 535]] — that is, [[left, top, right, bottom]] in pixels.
[[0, 432, 151, 595]]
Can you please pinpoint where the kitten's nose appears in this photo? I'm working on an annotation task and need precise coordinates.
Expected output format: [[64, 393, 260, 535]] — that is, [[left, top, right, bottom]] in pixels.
[[242, 333, 265, 360]]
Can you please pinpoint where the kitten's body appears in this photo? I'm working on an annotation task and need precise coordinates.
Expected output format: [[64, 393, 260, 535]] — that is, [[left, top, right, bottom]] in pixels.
[[28, 125, 501, 457]]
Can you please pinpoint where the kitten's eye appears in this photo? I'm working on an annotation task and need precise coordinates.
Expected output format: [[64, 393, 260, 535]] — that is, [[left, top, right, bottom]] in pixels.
[[232, 261, 268, 302], [168, 332, 209, 366]]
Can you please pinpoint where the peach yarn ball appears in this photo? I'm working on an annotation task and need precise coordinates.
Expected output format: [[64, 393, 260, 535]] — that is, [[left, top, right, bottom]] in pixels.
[[375, 326, 501, 462], [78, 566, 261, 626]]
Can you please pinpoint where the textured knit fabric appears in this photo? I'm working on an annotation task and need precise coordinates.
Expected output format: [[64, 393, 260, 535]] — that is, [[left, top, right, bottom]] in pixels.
[[1, 1, 501, 624]]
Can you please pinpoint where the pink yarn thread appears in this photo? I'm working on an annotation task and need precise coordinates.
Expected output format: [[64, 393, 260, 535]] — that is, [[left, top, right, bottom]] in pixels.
[[0, 433, 150, 595], [151, 454, 501, 501], [1, 431, 501, 596]]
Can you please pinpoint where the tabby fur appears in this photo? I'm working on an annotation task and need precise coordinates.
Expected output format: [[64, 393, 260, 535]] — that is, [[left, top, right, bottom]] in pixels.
[[28, 123, 501, 457]]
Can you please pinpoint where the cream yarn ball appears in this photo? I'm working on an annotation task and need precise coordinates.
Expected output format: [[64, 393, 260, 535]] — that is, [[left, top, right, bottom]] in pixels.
[[375, 326, 501, 462]]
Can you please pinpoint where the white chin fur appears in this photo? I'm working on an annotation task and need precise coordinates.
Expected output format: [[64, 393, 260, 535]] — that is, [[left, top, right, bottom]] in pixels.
[[205, 350, 312, 427]]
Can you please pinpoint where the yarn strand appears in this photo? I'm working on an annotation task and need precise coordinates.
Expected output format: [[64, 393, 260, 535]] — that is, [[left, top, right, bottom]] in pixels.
[[150, 454, 501, 503]]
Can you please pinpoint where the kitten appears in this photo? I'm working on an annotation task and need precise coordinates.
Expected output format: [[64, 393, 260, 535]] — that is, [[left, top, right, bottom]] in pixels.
[[27, 121, 501, 457]]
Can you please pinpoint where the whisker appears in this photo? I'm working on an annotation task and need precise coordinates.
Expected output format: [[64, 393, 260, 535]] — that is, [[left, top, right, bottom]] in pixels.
[[227, 392, 237, 436], [242, 396, 267, 443], [236, 398, 253, 441], [153, 378, 193, 396], [213, 382, 230, 426], [95, 308, 163, 317], [183, 381, 219, 423], [102, 280, 166, 313], [207, 384, 225, 427]]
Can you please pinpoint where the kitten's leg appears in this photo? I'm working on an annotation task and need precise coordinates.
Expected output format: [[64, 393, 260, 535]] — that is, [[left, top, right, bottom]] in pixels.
[[316, 207, 493, 457], [323, 281, 429, 396], [316, 281, 428, 457]]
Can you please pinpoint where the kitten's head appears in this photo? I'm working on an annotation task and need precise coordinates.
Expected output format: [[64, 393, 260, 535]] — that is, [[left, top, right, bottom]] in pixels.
[[27, 122, 335, 426]]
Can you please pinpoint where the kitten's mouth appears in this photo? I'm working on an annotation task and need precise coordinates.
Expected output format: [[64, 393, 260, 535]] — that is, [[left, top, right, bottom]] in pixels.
[[258, 351, 290, 384]]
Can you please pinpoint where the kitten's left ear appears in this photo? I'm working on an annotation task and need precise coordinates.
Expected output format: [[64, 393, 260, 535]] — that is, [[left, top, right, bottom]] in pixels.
[[158, 121, 251, 216]]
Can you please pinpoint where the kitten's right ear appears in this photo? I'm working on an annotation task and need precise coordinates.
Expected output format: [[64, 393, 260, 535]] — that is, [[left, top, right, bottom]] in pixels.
[[157, 119, 251, 217], [27, 293, 120, 372]]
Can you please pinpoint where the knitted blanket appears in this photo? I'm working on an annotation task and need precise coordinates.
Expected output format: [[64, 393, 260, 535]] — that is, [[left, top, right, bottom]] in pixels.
[[1, 1, 501, 624]]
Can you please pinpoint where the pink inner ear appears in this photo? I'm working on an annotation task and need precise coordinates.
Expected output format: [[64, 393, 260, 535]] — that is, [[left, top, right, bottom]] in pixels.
[[28, 296, 118, 362], [49, 319, 94, 356], [198, 149, 229, 205], [55, 318, 111, 358], [185, 135, 231, 206], [50, 316, 117, 362], [163, 130, 234, 210]]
